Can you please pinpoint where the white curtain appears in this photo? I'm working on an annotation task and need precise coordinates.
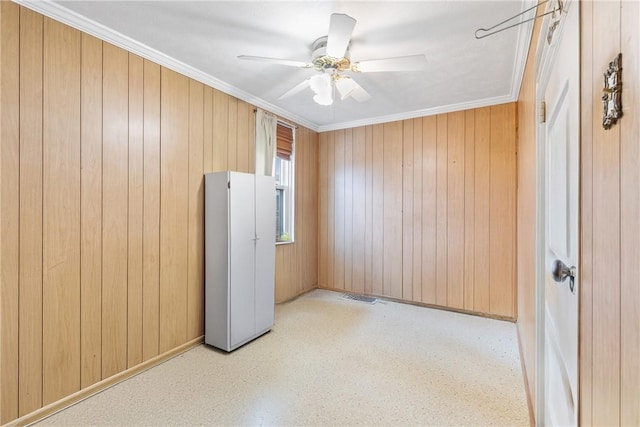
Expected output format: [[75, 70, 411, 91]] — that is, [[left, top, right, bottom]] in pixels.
[[255, 109, 277, 176]]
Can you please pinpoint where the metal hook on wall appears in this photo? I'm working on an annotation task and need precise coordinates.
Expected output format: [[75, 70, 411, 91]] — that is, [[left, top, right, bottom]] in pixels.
[[474, 0, 562, 40]]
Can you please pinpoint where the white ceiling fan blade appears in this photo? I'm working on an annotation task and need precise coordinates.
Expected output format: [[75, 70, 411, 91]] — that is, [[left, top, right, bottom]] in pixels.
[[354, 54, 427, 72], [238, 55, 312, 68], [278, 79, 311, 100], [346, 78, 371, 102], [326, 13, 356, 58]]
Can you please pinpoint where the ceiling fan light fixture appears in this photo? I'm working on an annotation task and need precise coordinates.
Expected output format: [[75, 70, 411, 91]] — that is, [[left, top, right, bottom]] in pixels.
[[241, 13, 422, 107]]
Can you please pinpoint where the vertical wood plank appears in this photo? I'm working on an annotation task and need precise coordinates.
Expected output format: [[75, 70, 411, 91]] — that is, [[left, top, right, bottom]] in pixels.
[[18, 7, 43, 416], [464, 109, 475, 311], [101, 43, 128, 379], [620, 1, 640, 424], [296, 135, 305, 293], [142, 60, 161, 361], [591, 1, 621, 423], [474, 107, 491, 313], [1, 2, 20, 421], [285, 244, 294, 300], [364, 126, 374, 295], [309, 129, 318, 288], [326, 131, 335, 289], [351, 127, 366, 294], [343, 129, 353, 292], [212, 90, 228, 172], [318, 132, 328, 288], [42, 17, 81, 404], [187, 80, 205, 339], [159, 68, 190, 353], [333, 130, 345, 290], [303, 128, 310, 289], [127, 53, 144, 368], [274, 248, 282, 302], [236, 100, 249, 173], [227, 96, 238, 171], [294, 128, 305, 294], [302, 128, 310, 292], [310, 130, 319, 287], [383, 121, 403, 299], [274, 248, 287, 303], [447, 111, 465, 310], [402, 119, 414, 300], [421, 116, 437, 304], [289, 242, 297, 298], [489, 104, 516, 317], [371, 124, 384, 296], [80, 33, 103, 388], [579, 1, 593, 423], [436, 114, 448, 306], [203, 86, 214, 174], [412, 118, 423, 302]]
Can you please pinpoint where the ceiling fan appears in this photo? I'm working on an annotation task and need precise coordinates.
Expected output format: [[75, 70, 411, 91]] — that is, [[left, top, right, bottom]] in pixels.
[[238, 13, 428, 106]]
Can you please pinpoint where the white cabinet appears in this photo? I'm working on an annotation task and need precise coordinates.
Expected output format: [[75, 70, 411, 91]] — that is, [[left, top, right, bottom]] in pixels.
[[204, 171, 276, 352]]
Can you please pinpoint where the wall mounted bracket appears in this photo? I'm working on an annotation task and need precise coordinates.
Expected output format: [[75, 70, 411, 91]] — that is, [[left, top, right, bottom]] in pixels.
[[602, 53, 623, 130]]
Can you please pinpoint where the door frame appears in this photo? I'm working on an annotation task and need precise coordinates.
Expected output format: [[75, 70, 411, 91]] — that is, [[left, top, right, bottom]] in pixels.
[[533, 0, 578, 424]]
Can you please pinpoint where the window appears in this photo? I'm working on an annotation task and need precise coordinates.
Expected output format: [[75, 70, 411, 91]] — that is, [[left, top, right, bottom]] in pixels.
[[275, 123, 295, 243]]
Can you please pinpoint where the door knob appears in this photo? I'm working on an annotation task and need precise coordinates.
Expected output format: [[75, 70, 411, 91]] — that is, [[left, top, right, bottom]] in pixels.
[[551, 259, 576, 293]]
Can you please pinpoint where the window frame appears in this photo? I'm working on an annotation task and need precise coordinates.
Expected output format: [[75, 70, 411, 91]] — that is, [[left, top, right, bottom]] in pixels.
[[275, 123, 295, 245]]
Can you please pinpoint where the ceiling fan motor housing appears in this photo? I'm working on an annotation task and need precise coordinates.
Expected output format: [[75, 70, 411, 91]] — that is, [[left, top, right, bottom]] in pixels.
[[311, 36, 351, 72]]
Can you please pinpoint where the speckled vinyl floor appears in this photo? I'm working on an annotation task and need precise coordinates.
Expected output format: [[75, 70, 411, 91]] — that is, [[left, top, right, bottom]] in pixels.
[[35, 289, 529, 426]]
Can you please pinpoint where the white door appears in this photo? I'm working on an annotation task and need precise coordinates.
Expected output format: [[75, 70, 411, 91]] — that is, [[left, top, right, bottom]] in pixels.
[[540, 1, 579, 425]]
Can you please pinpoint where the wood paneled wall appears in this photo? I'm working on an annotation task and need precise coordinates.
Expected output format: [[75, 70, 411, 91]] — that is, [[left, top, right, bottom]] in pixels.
[[0, 3, 317, 423], [580, 1, 640, 425], [318, 104, 517, 318], [516, 4, 543, 417], [275, 126, 318, 303]]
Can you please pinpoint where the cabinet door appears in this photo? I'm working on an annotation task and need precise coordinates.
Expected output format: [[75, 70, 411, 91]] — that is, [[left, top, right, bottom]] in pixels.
[[229, 172, 256, 347], [255, 175, 276, 331]]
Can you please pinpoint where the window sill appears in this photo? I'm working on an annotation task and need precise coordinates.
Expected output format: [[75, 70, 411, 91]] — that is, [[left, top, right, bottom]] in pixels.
[[276, 240, 295, 246]]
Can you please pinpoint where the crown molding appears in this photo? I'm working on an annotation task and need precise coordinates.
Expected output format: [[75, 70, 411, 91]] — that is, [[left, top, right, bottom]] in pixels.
[[14, 0, 320, 132], [316, 94, 517, 132]]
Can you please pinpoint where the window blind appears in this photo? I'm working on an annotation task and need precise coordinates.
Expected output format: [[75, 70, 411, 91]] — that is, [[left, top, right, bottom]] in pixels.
[[276, 123, 293, 161]]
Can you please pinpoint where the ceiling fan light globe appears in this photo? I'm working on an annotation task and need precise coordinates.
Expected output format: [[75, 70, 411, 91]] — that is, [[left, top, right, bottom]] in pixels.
[[310, 73, 332, 94], [309, 74, 323, 92], [313, 93, 333, 106]]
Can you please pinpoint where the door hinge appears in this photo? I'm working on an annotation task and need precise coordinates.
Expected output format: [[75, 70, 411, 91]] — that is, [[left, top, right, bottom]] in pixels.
[[228, 181, 230, 189], [540, 101, 546, 123]]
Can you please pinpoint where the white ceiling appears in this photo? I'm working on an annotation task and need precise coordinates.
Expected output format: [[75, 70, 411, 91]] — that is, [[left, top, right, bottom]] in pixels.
[[20, 1, 535, 132]]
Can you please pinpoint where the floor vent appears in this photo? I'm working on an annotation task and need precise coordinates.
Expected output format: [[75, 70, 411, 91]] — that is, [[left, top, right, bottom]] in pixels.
[[341, 293, 378, 304]]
